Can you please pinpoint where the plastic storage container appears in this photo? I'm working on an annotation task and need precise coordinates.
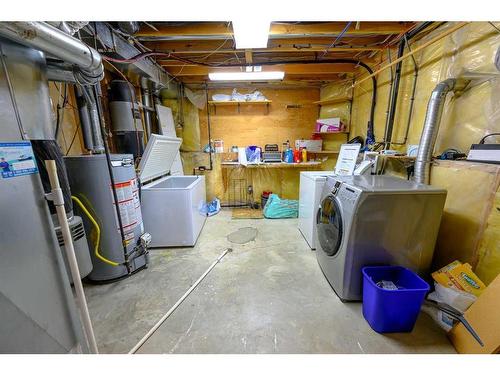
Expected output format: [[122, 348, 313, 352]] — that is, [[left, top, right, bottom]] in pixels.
[[362, 266, 430, 333]]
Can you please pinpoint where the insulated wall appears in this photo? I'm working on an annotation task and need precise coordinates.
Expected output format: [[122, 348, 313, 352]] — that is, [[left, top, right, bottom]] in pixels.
[[320, 22, 500, 284]]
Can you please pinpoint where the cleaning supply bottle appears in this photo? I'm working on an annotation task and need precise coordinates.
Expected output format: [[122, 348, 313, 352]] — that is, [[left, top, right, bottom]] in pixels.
[[293, 149, 301, 163], [302, 147, 307, 163]]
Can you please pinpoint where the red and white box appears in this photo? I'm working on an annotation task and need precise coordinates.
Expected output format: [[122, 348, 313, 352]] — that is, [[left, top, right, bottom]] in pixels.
[[315, 117, 344, 133]]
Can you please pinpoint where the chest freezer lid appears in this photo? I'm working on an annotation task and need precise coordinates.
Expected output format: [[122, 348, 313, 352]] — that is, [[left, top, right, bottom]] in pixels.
[[138, 134, 182, 184]]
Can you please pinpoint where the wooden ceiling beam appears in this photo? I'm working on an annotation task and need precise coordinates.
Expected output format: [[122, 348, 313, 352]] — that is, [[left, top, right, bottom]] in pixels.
[[245, 49, 253, 64], [164, 63, 357, 76], [143, 37, 387, 53], [146, 44, 383, 55], [136, 21, 414, 38]]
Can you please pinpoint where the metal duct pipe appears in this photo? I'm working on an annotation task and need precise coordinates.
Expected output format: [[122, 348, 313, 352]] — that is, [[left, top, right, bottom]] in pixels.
[[0, 22, 103, 85], [46, 62, 77, 83], [141, 87, 153, 138], [74, 86, 94, 151], [414, 78, 469, 184], [82, 86, 105, 153]]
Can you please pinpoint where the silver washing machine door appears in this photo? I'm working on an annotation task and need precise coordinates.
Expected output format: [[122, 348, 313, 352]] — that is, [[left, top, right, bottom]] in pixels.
[[316, 194, 343, 257]]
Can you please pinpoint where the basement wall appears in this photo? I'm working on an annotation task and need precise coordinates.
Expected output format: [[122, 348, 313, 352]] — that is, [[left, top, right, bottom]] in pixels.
[[49, 83, 84, 156], [165, 87, 334, 203], [321, 22, 500, 284]]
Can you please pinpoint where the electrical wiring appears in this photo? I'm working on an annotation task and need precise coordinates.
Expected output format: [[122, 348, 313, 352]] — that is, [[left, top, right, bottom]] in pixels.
[[197, 22, 233, 62], [321, 22, 353, 58], [479, 132, 500, 144], [54, 82, 68, 139], [65, 125, 80, 156]]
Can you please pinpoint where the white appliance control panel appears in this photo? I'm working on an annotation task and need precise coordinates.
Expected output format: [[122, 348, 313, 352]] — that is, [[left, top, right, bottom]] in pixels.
[[333, 182, 360, 211]]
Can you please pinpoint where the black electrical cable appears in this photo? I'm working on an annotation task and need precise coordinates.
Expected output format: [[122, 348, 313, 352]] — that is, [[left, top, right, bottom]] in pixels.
[[479, 133, 500, 144], [54, 83, 68, 139], [65, 126, 80, 156], [320, 21, 353, 58], [383, 22, 434, 147]]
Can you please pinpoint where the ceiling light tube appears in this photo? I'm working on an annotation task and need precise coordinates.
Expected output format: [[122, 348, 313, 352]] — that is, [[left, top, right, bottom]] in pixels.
[[209, 71, 284, 81]]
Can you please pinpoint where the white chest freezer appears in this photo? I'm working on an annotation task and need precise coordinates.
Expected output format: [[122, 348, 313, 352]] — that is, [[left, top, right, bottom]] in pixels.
[[138, 134, 207, 247]]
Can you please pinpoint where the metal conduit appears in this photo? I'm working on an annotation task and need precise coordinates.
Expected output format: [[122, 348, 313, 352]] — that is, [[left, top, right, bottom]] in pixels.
[[0, 21, 104, 85]]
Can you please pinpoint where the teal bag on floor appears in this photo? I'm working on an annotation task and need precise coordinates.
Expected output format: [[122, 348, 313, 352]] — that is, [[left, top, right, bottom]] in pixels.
[[263, 194, 299, 219]]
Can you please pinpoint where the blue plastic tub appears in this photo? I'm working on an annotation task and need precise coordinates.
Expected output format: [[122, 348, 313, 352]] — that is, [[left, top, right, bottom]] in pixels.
[[362, 266, 430, 333]]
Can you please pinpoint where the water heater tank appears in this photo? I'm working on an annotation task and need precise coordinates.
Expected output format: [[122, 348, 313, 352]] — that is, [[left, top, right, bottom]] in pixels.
[[109, 80, 144, 159], [64, 154, 149, 282]]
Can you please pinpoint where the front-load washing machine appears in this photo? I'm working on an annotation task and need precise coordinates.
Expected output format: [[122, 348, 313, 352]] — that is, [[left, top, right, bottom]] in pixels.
[[315, 175, 447, 301]]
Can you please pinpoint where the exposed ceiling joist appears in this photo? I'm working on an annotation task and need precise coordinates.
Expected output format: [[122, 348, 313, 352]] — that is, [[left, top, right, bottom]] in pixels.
[[163, 63, 357, 76], [245, 49, 253, 64], [136, 21, 414, 39], [144, 40, 383, 54]]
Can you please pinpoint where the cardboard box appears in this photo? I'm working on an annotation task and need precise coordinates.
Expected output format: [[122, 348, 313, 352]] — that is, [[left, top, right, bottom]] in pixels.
[[432, 261, 486, 296], [315, 117, 343, 133], [295, 139, 323, 152], [448, 274, 500, 353]]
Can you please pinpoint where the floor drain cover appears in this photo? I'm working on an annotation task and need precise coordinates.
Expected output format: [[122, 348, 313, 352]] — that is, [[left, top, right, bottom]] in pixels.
[[227, 227, 258, 244]]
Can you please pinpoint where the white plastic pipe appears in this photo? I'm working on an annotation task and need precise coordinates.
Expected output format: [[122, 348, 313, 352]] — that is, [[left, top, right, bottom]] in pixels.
[[45, 160, 99, 354], [129, 248, 231, 354]]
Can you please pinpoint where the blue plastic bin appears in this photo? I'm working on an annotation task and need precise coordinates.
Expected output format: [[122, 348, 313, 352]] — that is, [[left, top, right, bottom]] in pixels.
[[362, 266, 430, 333]]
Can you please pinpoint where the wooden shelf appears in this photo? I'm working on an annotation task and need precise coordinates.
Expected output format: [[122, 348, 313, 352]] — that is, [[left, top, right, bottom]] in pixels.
[[208, 100, 272, 114], [313, 97, 352, 106], [313, 130, 350, 135], [208, 100, 272, 106], [221, 161, 322, 169]]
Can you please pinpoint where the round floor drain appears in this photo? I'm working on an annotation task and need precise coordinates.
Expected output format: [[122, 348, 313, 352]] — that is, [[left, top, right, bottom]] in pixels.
[[227, 227, 258, 244]]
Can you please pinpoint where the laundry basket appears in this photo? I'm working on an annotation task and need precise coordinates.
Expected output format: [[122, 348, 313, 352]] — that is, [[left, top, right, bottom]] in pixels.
[[362, 266, 430, 333]]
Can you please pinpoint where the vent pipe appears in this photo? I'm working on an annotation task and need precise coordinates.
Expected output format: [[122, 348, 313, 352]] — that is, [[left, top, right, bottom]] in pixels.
[[0, 22, 103, 85], [414, 78, 469, 184]]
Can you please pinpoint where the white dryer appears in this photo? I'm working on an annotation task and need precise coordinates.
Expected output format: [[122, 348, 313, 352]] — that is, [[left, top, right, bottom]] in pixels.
[[298, 171, 336, 249], [315, 175, 447, 301]]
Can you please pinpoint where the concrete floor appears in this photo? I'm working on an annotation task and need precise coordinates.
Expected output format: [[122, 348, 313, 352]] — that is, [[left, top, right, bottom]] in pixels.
[[84, 210, 455, 354]]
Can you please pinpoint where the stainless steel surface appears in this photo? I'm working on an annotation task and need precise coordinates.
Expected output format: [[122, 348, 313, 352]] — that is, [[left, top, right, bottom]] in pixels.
[[0, 43, 27, 139], [0, 172, 88, 353], [414, 78, 469, 184], [0, 22, 103, 85], [0, 37, 54, 140], [64, 154, 148, 282], [0, 37, 88, 353], [315, 175, 447, 301]]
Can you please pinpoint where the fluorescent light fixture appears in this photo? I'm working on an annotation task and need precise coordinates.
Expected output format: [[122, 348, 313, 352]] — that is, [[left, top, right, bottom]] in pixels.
[[232, 19, 270, 49], [209, 71, 284, 81]]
